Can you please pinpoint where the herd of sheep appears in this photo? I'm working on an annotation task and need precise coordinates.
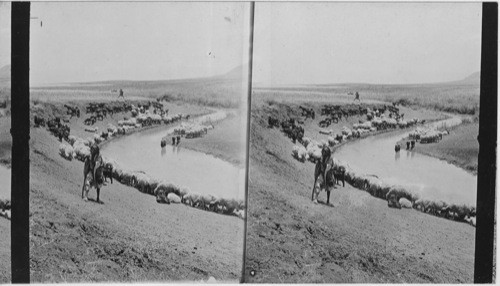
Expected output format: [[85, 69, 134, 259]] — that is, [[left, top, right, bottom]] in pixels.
[[341, 158, 476, 226], [59, 137, 246, 219], [292, 144, 476, 226], [409, 127, 449, 144], [101, 156, 246, 219], [117, 112, 184, 129], [57, 109, 245, 219], [161, 110, 229, 145], [286, 104, 475, 226], [173, 122, 213, 138], [0, 199, 10, 220]]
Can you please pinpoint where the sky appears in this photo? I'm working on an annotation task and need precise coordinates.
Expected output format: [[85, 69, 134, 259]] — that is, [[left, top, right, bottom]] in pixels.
[[252, 2, 482, 85], [30, 2, 250, 85], [0, 2, 10, 68]]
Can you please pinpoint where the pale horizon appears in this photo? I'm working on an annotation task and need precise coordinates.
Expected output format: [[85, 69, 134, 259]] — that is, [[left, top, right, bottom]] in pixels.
[[30, 2, 251, 86], [252, 2, 482, 86], [0, 2, 10, 69]]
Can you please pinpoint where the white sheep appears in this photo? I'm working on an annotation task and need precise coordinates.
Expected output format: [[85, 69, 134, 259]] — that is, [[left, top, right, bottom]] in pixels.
[[465, 216, 476, 227], [59, 143, 74, 161], [307, 145, 322, 162], [68, 135, 77, 146], [301, 137, 311, 148], [234, 209, 246, 219], [399, 198, 412, 208], [93, 134, 103, 144], [292, 145, 308, 162], [167, 193, 182, 204]]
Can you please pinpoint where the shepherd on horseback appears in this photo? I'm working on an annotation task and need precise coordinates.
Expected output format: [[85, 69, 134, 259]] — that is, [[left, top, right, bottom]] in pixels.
[[81, 143, 105, 203], [311, 145, 335, 205]]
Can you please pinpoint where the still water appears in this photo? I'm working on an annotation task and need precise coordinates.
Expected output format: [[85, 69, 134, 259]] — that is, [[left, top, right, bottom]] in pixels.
[[335, 117, 477, 205], [102, 111, 245, 201]]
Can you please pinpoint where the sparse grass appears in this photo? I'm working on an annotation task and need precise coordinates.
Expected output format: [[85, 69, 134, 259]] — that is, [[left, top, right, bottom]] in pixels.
[[415, 122, 480, 174], [255, 82, 479, 115], [31, 77, 246, 109]]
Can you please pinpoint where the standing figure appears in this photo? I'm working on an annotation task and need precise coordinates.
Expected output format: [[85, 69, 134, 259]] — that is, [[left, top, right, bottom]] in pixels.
[[311, 146, 335, 205], [395, 144, 401, 152], [354, 92, 360, 102], [81, 144, 104, 203], [176, 135, 181, 145], [118, 89, 124, 99]]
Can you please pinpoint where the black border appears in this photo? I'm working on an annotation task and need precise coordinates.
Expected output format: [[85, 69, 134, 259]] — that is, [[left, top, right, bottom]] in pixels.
[[241, 1, 255, 283], [7, 1, 498, 284], [11, 1, 30, 284], [474, 2, 498, 283]]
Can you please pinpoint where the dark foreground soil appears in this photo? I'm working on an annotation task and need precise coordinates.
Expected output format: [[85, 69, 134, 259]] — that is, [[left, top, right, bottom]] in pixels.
[[244, 100, 475, 283], [29, 99, 244, 282]]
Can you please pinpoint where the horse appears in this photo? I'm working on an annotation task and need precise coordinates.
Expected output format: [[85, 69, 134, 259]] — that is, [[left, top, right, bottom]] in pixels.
[[81, 144, 104, 203], [311, 146, 335, 205]]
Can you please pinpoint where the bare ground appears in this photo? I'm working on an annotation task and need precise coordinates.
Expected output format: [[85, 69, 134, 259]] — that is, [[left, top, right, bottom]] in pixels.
[[244, 100, 475, 283], [180, 111, 246, 167], [0, 116, 11, 167], [0, 115, 11, 282], [29, 98, 244, 282], [0, 218, 10, 283], [411, 121, 479, 175]]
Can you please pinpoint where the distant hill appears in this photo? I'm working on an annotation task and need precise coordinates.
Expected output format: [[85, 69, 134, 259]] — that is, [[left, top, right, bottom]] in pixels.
[[457, 71, 480, 85], [216, 63, 249, 81]]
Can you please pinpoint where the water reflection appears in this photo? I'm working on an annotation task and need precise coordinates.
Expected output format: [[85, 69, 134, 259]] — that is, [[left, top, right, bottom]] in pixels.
[[336, 118, 477, 205], [102, 112, 244, 200]]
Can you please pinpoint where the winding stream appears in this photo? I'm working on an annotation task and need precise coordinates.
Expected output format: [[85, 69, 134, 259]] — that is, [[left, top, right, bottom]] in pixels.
[[335, 116, 477, 206], [102, 111, 246, 201]]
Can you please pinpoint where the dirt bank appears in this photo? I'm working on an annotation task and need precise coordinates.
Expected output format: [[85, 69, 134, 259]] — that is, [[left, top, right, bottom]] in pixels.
[[29, 99, 244, 282], [399, 121, 479, 175], [0, 114, 11, 283], [179, 111, 246, 167], [244, 100, 475, 283], [0, 218, 10, 283], [0, 116, 11, 167]]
